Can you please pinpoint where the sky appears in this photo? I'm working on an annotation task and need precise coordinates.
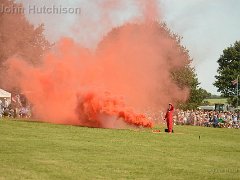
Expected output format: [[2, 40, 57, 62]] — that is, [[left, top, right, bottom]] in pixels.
[[161, 0, 240, 95], [16, 0, 240, 94]]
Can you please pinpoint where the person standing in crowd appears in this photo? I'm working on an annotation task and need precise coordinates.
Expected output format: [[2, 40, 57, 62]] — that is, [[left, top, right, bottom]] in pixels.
[[164, 103, 174, 133]]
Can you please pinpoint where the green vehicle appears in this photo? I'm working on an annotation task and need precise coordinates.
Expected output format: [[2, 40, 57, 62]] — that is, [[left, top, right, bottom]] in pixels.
[[215, 104, 225, 111], [214, 103, 236, 112]]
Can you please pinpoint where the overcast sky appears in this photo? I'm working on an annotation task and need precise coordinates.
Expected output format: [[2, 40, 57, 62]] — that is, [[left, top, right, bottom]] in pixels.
[[161, 0, 240, 95], [16, 0, 240, 94]]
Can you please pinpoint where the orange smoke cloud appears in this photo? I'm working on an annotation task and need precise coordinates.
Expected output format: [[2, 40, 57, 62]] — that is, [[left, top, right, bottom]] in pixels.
[[75, 91, 152, 128], [3, 1, 190, 129], [96, 22, 189, 111]]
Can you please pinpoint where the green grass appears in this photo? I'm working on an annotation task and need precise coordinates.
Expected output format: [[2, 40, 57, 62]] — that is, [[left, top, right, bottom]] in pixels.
[[204, 98, 228, 105], [0, 119, 239, 180]]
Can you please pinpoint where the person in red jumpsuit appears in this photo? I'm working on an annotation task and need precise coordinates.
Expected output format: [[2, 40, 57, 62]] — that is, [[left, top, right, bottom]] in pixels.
[[164, 103, 174, 133]]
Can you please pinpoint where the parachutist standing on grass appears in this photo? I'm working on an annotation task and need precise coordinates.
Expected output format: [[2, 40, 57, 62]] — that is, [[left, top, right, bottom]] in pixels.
[[164, 103, 174, 133]]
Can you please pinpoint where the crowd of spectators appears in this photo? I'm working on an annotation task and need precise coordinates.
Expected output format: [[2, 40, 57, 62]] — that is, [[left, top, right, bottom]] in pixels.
[[1, 97, 240, 129], [0, 105, 31, 118], [0, 95, 31, 118], [173, 110, 240, 129], [145, 108, 240, 129]]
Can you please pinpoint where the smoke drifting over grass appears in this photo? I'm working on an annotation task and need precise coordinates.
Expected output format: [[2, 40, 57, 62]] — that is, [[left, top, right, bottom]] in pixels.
[[4, 0, 189, 128]]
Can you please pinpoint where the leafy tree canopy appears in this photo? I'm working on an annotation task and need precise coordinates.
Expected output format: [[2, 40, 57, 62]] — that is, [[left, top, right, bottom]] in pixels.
[[214, 41, 240, 107], [0, 0, 50, 66], [0, 0, 51, 91]]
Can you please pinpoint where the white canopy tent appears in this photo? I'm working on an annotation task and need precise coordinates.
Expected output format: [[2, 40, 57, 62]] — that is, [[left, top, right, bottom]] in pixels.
[[0, 89, 11, 98], [0, 88, 11, 107]]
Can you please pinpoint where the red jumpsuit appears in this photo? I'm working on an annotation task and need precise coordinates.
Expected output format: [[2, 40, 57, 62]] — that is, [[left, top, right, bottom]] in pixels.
[[165, 104, 174, 133]]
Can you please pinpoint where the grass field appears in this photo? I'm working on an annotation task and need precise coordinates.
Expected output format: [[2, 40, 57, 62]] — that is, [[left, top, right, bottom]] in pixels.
[[0, 119, 239, 180], [204, 98, 228, 105]]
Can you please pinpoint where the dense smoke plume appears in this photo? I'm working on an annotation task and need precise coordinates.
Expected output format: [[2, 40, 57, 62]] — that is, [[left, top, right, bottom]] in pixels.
[[3, 0, 190, 128]]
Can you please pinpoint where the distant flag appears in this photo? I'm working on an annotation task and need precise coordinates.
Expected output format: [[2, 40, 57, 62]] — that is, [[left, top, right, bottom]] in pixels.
[[231, 79, 238, 86], [11, 94, 22, 106], [11, 96, 16, 103]]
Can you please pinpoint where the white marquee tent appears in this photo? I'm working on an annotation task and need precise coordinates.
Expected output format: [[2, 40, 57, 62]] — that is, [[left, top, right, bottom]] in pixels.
[[0, 89, 11, 98], [0, 88, 11, 107]]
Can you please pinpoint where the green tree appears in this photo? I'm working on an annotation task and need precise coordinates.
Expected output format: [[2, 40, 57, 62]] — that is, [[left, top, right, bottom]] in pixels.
[[158, 25, 211, 110], [173, 66, 211, 110], [214, 41, 240, 107], [0, 0, 50, 88], [0, 0, 50, 64]]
